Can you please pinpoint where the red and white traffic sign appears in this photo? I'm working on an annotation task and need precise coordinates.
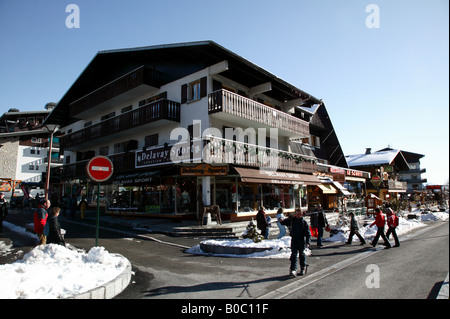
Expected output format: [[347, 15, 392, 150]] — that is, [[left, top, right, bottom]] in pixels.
[[86, 156, 114, 182]]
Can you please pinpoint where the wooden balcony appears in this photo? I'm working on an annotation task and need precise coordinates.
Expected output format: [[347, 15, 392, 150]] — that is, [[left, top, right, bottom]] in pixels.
[[203, 136, 317, 174], [61, 99, 180, 149], [70, 66, 163, 118], [208, 89, 309, 138]]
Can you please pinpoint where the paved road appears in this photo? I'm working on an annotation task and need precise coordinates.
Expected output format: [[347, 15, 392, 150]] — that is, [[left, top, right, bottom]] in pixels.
[[2, 209, 448, 300]]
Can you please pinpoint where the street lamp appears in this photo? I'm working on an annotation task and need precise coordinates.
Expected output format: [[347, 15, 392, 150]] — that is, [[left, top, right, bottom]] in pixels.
[[44, 124, 60, 201]]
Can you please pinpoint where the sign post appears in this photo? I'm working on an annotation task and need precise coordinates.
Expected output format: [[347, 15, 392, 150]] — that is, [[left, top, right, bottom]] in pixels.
[[86, 156, 113, 246]]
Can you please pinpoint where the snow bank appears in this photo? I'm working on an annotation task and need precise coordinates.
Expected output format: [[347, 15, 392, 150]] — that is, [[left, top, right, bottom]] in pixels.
[[420, 211, 449, 221], [186, 237, 308, 259], [0, 244, 129, 299]]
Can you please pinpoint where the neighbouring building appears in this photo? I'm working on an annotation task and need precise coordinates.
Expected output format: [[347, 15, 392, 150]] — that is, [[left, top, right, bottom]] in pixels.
[[0, 103, 61, 201], [346, 147, 426, 202], [44, 41, 367, 221]]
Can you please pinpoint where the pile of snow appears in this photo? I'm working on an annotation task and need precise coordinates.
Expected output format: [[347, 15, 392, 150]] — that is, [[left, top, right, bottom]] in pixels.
[[0, 244, 129, 299], [186, 211, 448, 258], [0, 241, 13, 257], [187, 237, 298, 259], [420, 211, 449, 221]]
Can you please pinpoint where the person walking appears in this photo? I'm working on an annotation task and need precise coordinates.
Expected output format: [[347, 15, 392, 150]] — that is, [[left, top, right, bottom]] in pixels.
[[346, 212, 366, 245], [276, 208, 286, 239], [280, 208, 311, 277], [256, 206, 269, 239], [79, 197, 87, 220], [386, 208, 400, 247], [46, 207, 65, 246], [311, 204, 329, 247], [34, 199, 50, 245], [0, 193, 8, 233], [369, 207, 391, 249]]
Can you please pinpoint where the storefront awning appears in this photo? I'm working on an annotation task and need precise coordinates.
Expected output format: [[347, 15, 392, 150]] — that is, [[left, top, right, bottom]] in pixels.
[[234, 167, 321, 185], [318, 184, 338, 194], [332, 181, 352, 196]]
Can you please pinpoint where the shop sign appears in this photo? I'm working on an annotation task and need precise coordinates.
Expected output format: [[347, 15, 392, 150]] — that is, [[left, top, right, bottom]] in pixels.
[[370, 175, 382, 187], [136, 146, 172, 168], [333, 173, 346, 182], [346, 169, 364, 177], [181, 164, 228, 176], [383, 165, 394, 173], [330, 167, 345, 174]]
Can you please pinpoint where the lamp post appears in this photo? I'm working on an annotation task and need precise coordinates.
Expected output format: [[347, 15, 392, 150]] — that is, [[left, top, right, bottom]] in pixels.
[[44, 124, 60, 201]]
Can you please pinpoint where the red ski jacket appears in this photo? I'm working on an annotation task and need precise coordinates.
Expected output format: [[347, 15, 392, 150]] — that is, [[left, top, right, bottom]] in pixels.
[[387, 213, 399, 228], [34, 205, 48, 234], [370, 212, 386, 228]]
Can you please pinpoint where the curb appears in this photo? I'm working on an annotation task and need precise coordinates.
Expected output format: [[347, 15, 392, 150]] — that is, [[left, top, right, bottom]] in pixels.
[[70, 255, 132, 299], [437, 273, 449, 299]]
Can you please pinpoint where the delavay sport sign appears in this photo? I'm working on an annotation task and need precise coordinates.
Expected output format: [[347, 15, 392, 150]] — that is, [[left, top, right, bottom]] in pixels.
[[86, 156, 114, 182]]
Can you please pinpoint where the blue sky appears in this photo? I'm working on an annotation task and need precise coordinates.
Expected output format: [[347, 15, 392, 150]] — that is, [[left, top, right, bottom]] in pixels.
[[0, 0, 448, 185]]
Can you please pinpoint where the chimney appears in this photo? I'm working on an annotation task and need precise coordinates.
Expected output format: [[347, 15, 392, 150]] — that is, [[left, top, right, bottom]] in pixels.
[[45, 102, 57, 110], [365, 148, 372, 154]]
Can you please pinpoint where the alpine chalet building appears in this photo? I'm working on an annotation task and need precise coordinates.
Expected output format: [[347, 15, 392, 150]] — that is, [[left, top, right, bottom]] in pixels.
[[44, 41, 368, 220]]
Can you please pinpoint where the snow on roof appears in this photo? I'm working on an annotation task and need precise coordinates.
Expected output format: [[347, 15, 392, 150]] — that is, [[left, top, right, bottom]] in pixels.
[[345, 149, 400, 167]]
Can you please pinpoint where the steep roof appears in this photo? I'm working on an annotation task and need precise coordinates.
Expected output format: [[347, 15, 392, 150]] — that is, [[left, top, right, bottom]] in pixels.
[[346, 149, 401, 167], [45, 41, 322, 126]]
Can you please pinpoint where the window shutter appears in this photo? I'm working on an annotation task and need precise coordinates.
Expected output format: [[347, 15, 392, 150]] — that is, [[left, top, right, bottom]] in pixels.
[[200, 77, 207, 98], [181, 84, 187, 104]]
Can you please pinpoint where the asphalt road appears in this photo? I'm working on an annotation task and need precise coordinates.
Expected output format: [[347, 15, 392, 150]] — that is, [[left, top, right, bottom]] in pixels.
[[2, 209, 448, 300]]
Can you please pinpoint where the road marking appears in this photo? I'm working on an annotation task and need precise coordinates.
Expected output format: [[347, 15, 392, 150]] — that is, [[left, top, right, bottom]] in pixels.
[[257, 246, 384, 299]]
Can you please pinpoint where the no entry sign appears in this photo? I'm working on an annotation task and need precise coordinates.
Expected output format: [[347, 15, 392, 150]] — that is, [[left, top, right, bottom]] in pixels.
[[86, 156, 114, 182]]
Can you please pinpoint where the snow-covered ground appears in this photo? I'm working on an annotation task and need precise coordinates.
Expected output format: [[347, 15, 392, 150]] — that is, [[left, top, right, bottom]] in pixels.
[[186, 210, 449, 258], [0, 222, 129, 299]]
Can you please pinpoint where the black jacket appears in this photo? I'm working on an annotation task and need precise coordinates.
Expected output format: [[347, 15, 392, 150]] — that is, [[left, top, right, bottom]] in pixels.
[[47, 215, 65, 245], [281, 216, 311, 244], [0, 199, 7, 219], [310, 210, 328, 228]]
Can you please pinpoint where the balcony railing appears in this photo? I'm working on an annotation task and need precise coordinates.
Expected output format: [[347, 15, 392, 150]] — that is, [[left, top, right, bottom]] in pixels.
[[61, 99, 180, 149], [202, 136, 317, 174], [208, 89, 309, 137], [60, 152, 136, 180], [70, 66, 162, 117]]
